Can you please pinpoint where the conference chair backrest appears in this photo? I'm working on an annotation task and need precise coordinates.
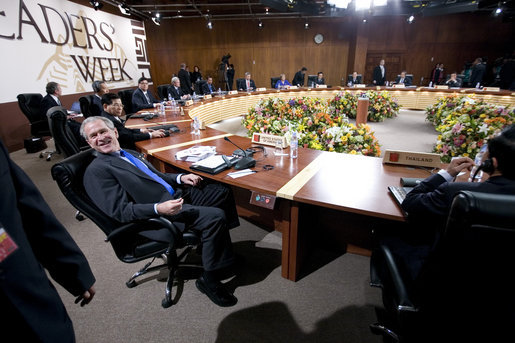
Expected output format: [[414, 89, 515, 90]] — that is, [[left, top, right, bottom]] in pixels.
[[271, 77, 281, 88], [79, 95, 94, 118], [157, 84, 169, 100], [195, 80, 207, 95], [307, 75, 317, 86], [17, 93, 44, 123], [46, 106, 82, 158], [117, 89, 135, 114]]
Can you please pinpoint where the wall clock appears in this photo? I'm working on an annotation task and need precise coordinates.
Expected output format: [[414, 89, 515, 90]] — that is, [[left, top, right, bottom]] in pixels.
[[314, 33, 324, 44]]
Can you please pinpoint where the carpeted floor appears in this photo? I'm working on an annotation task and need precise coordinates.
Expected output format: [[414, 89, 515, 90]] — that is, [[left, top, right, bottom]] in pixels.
[[9, 109, 437, 343]]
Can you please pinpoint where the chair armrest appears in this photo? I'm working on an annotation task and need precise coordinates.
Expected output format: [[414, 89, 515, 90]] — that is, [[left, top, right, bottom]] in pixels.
[[106, 217, 181, 242], [380, 245, 418, 313]]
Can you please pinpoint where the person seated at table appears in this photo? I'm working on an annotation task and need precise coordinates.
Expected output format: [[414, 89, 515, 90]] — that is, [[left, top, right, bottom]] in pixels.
[[292, 67, 307, 87], [101, 93, 165, 149], [347, 72, 362, 86], [315, 72, 325, 85], [168, 77, 190, 101], [237, 72, 256, 91], [202, 76, 216, 95], [394, 71, 412, 86], [132, 77, 161, 112], [40, 81, 62, 120], [80, 116, 241, 307], [275, 74, 291, 89], [445, 72, 462, 88], [91, 80, 109, 116]]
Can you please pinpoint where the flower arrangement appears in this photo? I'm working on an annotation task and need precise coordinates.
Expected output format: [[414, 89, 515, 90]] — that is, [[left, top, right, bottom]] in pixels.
[[425, 94, 479, 126], [243, 96, 382, 157], [431, 101, 514, 162], [328, 91, 357, 119], [331, 90, 400, 122]]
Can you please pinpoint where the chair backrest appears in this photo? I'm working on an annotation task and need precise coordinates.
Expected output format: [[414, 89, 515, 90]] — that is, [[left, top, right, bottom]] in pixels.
[[79, 95, 94, 118], [157, 84, 169, 100], [195, 80, 207, 95], [46, 106, 82, 158], [17, 93, 51, 137], [117, 89, 135, 114], [307, 75, 317, 86], [271, 77, 281, 88], [236, 78, 245, 89]]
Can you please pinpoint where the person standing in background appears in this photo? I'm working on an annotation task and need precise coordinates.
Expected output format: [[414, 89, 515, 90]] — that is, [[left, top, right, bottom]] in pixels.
[[227, 64, 235, 90], [373, 60, 386, 86], [178, 63, 193, 95]]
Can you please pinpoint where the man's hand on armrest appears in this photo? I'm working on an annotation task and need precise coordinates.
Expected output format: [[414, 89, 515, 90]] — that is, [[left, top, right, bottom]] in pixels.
[[156, 198, 184, 216], [180, 174, 203, 186]]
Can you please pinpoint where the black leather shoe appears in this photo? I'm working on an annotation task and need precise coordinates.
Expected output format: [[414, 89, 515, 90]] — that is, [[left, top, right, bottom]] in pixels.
[[195, 276, 238, 307]]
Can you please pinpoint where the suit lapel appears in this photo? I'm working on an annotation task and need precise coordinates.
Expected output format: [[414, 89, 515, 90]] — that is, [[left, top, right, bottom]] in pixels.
[[97, 152, 159, 184]]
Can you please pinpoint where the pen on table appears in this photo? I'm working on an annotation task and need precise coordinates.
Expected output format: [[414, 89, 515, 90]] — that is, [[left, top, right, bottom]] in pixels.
[[230, 170, 257, 175]]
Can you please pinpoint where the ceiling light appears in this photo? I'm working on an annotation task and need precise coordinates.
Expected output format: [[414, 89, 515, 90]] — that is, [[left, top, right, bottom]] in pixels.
[[152, 14, 160, 26], [362, 18, 367, 23], [89, 1, 103, 11], [177, 11, 182, 18], [407, 15, 414, 23], [494, 7, 502, 15], [118, 3, 130, 15], [258, 20, 263, 28], [265, 8, 269, 15], [207, 20, 213, 29], [304, 21, 310, 29]]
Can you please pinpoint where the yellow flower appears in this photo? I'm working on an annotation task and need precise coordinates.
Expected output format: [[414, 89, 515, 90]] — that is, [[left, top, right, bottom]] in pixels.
[[463, 153, 469, 157], [350, 150, 357, 155]]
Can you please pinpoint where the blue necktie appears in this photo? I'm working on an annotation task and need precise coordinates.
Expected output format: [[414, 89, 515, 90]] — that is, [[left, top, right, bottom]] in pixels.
[[120, 150, 175, 196]]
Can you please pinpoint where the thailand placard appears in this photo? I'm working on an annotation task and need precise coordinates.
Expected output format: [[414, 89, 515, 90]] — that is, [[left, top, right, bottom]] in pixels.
[[228, 90, 238, 95], [383, 149, 442, 168], [483, 87, 500, 91]]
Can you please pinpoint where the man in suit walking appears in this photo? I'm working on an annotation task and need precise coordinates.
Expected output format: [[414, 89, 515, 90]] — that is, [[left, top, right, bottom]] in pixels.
[[0, 139, 96, 342], [292, 67, 307, 87], [40, 81, 62, 120], [178, 63, 193, 95], [101, 93, 165, 149], [80, 116, 240, 307], [469, 57, 487, 87], [131, 77, 161, 112], [372, 59, 386, 86]]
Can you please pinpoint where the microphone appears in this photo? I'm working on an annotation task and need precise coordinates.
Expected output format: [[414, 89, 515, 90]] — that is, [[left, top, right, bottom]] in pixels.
[[224, 136, 256, 170]]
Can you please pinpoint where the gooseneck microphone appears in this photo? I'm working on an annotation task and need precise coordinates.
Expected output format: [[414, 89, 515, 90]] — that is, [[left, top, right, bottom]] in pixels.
[[224, 136, 256, 170]]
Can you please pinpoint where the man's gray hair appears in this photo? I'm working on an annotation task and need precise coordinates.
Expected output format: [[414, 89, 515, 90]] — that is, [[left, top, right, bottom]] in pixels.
[[172, 76, 180, 83], [80, 116, 114, 139]]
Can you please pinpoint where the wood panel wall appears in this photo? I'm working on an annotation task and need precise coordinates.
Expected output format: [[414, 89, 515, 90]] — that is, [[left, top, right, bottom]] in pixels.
[[2, 1, 514, 152]]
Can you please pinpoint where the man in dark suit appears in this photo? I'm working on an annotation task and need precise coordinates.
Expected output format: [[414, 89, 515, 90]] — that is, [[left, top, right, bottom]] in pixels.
[[91, 80, 109, 116], [394, 71, 412, 86], [237, 72, 256, 91], [292, 67, 307, 87], [178, 63, 193, 95], [131, 77, 160, 112], [0, 139, 95, 342], [101, 93, 165, 149], [80, 116, 240, 307], [315, 72, 325, 85], [469, 57, 487, 87], [347, 72, 362, 86], [202, 76, 216, 95], [372, 59, 386, 86], [445, 72, 462, 88], [40, 81, 62, 120], [167, 77, 190, 101]]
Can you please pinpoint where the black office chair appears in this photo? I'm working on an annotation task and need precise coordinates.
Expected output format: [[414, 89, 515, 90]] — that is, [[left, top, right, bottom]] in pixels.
[[195, 80, 207, 95], [79, 95, 95, 118], [157, 84, 170, 100], [51, 149, 201, 308], [235, 78, 245, 90], [369, 191, 515, 342], [117, 89, 135, 115], [271, 77, 281, 89], [307, 75, 317, 87], [47, 106, 88, 159], [17, 93, 57, 159]]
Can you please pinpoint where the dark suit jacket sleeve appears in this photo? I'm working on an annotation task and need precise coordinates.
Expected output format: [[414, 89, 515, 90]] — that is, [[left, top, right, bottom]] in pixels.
[[0, 140, 95, 296], [401, 173, 452, 218], [292, 71, 304, 86], [202, 83, 213, 94], [39, 95, 59, 120], [91, 96, 102, 116], [251, 80, 257, 89]]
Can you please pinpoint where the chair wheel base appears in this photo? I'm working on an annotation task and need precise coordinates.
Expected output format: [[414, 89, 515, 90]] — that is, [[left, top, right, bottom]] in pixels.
[[162, 298, 173, 308], [126, 280, 137, 288]]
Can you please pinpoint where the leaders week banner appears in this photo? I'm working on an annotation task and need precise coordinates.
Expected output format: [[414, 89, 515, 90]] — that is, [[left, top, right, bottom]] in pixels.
[[0, 0, 152, 104]]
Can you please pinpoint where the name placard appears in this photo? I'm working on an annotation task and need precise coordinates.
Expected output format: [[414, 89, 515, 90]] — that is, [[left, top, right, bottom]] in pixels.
[[316, 84, 327, 88], [203, 94, 212, 99], [228, 90, 238, 95], [184, 100, 194, 106], [251, 133, 288, 148], [355, 84, 366, 88], [483, 87, 500, 91], [383, 149, 442, 168], [256, 87, 267, 92], [392, 84, 405, 88], [435, 85, 449, 89], [289, 85, 298, 89]]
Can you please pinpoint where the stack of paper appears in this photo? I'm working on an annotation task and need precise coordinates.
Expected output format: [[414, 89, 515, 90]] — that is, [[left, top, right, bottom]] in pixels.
[[175, 146, 216, 162]]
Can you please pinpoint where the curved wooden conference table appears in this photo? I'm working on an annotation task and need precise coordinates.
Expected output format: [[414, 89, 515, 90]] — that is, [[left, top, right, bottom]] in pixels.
[[131, 86, 514, 281]]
